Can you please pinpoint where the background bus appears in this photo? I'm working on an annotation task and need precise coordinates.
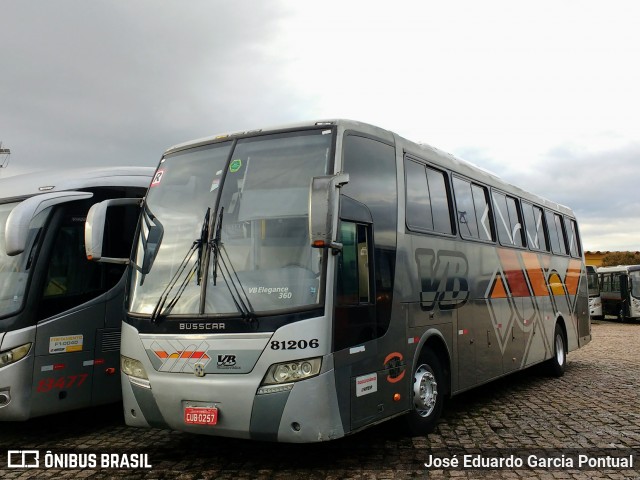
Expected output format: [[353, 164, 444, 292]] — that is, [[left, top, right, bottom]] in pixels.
[[0, 167, 153, 420], [586, 265, 602, 319], [87, 120, 590, 442], [597, 265, 640, 321]]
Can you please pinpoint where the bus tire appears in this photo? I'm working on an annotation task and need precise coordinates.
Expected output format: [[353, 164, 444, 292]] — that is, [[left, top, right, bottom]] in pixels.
[[546, 323, 566, 377], [405, 350, 444, 435]]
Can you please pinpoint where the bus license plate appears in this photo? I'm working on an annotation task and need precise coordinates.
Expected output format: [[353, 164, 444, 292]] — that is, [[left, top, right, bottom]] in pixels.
[[184, 407, 218, 426]]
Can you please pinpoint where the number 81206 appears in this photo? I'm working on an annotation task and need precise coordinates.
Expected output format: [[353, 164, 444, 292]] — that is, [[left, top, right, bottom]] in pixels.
[[270, 339, 319, 350]]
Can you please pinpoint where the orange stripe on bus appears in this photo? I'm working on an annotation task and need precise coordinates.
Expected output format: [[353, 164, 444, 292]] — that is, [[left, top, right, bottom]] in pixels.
[[521, 252, 549, 297], [498, 249, 530, 297], [565, 259, 582, 295]]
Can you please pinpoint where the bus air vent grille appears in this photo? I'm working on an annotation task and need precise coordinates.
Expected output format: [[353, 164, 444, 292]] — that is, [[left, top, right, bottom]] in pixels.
[[102, 331, 121, 352]]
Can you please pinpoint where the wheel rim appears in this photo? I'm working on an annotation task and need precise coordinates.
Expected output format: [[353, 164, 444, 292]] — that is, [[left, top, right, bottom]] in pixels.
[[555, 333, 565, 365], [413, 364, 437, 418]]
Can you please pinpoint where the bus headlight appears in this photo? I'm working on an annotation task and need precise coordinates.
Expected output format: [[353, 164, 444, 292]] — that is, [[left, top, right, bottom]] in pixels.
[[0, 343, 31, 368], [120, 355, 148, 380], [261, 357, 322, 386]]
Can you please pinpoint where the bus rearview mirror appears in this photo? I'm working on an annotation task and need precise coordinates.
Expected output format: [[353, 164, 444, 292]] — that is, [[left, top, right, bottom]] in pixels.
[[85, 198, 141, 264], [309, 173, 349, 251]]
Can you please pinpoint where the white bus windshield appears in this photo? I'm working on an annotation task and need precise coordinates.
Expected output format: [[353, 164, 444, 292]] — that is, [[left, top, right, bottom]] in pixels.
[[0, 202, 46, 321], [587, 268, 600, 297], [630, 271, 640, 299], [129, 129, 333, 317]]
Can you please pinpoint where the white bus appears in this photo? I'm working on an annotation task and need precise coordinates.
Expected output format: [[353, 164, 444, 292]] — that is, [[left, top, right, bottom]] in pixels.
[[586, 265, 602, 319], [87, 120, 590, 442], [597, 265, 640, 321], [0, 167, 153, 420]]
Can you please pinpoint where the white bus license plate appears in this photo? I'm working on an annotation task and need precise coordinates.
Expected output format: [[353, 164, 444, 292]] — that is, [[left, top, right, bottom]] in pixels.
[[184, 407, 218, 426]]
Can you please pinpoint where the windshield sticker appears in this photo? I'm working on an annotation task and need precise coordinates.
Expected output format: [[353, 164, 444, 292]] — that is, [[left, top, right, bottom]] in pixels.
[[49, 335, 83, 354], [151, 169, 165, 187], [210, 179, 220, 192], [229, 159, 242, 173], [247, 286, 292, 299]]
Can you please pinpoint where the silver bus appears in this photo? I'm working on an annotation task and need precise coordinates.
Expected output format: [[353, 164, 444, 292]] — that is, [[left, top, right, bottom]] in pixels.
[[86, 120, 590, 442], [598, 264, 640, 321], [0, 167, 153, 420], [586, 265, 602, 319]]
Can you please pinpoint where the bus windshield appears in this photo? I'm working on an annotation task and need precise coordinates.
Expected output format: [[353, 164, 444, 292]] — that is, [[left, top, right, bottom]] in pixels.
[[630, 271, 640, 299], [587, 266, 600, 297], [0, 202, 46, 322], [129, 129, 333, 317]]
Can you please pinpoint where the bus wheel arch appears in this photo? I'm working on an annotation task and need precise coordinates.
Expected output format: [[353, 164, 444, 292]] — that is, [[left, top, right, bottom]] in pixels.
[[405, 333, 450, 435], [546, 317, 567, 377]]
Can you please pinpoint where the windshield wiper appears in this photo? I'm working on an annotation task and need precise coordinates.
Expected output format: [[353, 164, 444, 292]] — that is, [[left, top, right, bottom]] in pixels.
[[150, 209, 209, 323], [209, 207, 257, 324], [197, 207, 211, 285], [211, 207, 223, 286]]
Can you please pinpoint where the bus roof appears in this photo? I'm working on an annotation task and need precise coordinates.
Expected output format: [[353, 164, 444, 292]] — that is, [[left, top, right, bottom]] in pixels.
[[0, 166, 154, 203], [597, 265, 640, 273], [163, 119, 575, 218]]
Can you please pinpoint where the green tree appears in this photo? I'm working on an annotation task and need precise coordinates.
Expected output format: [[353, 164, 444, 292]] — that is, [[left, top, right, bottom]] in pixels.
[[601, 251, 640, 266]]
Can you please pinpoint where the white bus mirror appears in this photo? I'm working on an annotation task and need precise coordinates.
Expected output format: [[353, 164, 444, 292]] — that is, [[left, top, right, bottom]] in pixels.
[[85, 198, 141, 264], [5, 191, 93, 256], [309, 173, 349, 252]]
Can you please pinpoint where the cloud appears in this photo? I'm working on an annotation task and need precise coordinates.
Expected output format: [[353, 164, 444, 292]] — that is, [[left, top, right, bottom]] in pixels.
[[458, 140, 640, 251], [0, 1, 298, 175], [1, 0, 639, 252]]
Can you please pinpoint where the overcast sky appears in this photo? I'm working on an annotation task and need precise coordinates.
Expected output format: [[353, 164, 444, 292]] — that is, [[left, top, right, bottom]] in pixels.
[[1, 1, 639, 252]]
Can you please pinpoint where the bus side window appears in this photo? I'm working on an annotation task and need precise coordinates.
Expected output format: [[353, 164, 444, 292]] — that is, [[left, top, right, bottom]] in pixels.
[[404, 158, 453, 235], [492, 191, 525, 247], [453, 177, 493, 241], [334, 221, 375, 351], [40, 215, 106, 319], [522, 202, 548, 251], [546, 210, 568, 255], [337, 222, 370, 305], [612, 274, 621, 293], [565, 218, 581, 257], [38, 203, 132, 321], [341, 134, 396, 339]]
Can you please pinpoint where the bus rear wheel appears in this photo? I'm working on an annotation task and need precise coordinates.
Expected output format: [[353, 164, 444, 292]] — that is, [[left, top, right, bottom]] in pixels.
[[546, 323, 566, 377], [405, 350, 444, 435]]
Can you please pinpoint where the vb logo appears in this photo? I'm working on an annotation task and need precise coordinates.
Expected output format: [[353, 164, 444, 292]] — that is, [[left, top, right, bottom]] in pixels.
[[217, 354, 236, 367], [415, 249, 469, 311]]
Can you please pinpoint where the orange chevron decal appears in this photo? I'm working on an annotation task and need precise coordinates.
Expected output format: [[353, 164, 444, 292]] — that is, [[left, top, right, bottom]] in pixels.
[[490, 275, 509, 298], [154, 350, 210, 361], [498, 249, 530, 297], [521, 252, 549, 297], [565, 259, 582, 295]]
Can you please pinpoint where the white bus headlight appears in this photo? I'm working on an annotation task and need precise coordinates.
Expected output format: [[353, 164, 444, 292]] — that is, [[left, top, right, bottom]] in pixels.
[[0, 343, 31, 368], [121, 355, 149, 380], [261, 357, 322, 386]]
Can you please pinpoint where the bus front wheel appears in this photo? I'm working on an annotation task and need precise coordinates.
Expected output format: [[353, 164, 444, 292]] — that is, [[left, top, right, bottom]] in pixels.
[[405, 350, 444, 435]]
